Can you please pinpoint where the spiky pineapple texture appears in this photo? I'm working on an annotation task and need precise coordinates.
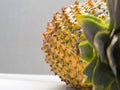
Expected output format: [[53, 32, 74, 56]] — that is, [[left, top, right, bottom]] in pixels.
[[41, 0, 109, 89]]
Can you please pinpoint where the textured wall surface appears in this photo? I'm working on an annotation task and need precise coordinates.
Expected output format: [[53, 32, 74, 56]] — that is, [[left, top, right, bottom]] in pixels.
[[0, 0, 86, 74]]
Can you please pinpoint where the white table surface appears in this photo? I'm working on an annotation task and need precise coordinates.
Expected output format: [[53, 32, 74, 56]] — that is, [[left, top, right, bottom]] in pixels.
[[0, 73, 77, 90]]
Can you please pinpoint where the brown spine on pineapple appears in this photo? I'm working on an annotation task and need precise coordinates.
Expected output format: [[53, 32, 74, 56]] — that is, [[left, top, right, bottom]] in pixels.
[[41, 0, 108, 89]]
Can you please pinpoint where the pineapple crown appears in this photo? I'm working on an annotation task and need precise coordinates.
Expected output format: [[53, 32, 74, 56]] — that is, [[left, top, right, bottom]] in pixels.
[[79, 0, 120, 89]]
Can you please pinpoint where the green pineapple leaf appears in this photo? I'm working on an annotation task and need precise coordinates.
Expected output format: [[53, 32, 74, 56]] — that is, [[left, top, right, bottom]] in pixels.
[[77, 15, 109, 45], [106, 0, 120, 78], [79, 40, 94, 62], [109, 80, 120, 90], [83, 56, 97, 84], [93, 59, 120, 90], [107, 0, 120, 34], [106, 33, 120, 77], [94, 31, 109, 64]]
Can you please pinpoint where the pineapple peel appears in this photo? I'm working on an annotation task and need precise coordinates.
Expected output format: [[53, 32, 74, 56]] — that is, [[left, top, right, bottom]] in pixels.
[[42, 0, 120, 89]]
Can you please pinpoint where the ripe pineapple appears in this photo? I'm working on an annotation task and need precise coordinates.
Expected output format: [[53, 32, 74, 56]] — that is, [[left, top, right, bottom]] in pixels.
[[42, 0, 120, 89]]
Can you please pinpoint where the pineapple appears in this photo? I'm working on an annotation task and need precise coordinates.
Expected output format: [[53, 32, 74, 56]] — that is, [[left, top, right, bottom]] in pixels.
[[41, 0, 120, 89]]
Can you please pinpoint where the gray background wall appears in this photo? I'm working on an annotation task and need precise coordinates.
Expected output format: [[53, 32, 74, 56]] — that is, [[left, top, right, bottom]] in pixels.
[[0, 0, 86, 74]]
